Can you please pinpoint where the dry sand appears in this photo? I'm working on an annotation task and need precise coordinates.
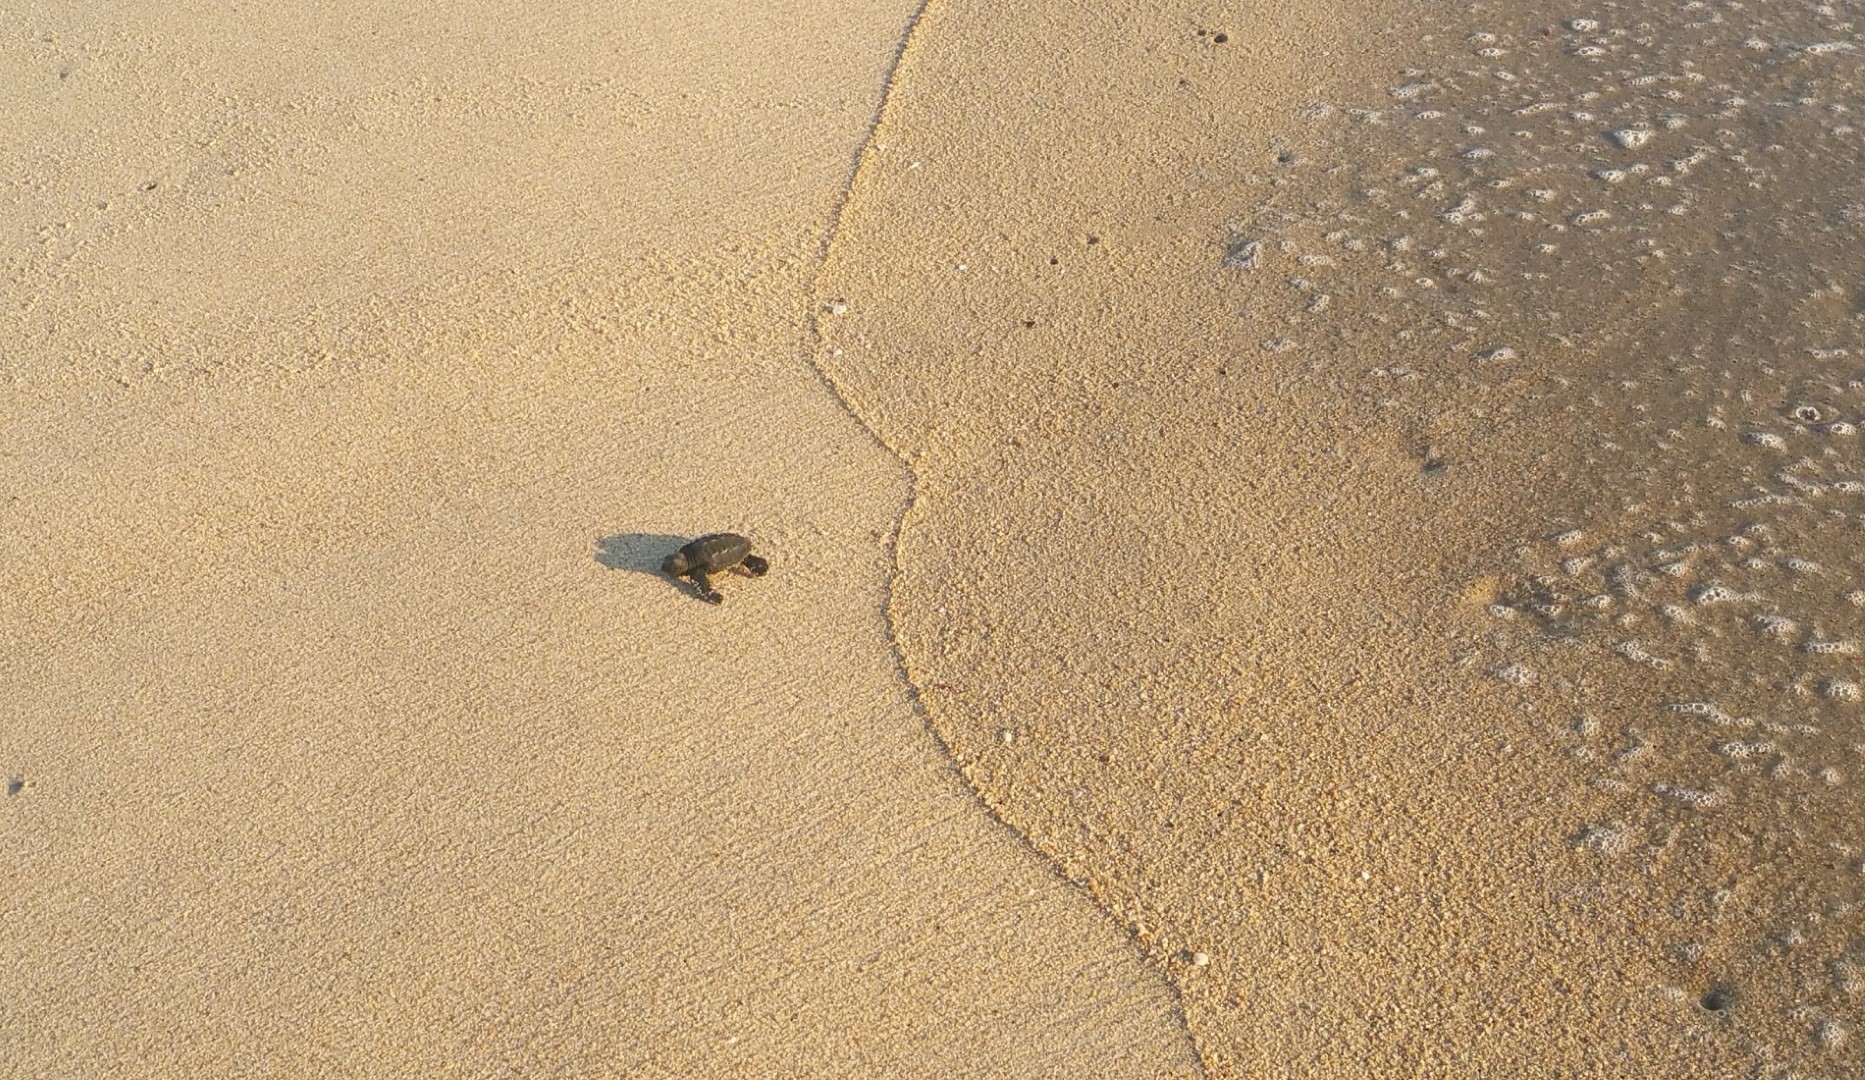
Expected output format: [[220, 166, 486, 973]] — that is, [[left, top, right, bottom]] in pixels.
[[8, 0, 1864, 1077], [1, 2, 1197, 1075]]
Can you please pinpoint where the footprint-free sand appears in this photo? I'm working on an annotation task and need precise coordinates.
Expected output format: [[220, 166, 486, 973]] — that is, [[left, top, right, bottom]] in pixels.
[[0, 3, 1196, 1075], [820, 0, 1863, 1074], [7, 0, 1863, 1077]]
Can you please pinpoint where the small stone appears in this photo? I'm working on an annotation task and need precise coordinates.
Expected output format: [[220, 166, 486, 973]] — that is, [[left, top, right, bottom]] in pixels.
[[1191, 951, 1210, 967]]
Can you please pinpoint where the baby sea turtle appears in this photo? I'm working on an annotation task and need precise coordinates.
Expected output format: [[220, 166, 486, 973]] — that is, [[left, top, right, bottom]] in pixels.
[[662, 532, 769, 605]]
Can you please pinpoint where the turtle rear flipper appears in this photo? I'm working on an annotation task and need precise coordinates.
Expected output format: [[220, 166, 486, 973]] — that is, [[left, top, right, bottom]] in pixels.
[[736, 554, 770, 577]]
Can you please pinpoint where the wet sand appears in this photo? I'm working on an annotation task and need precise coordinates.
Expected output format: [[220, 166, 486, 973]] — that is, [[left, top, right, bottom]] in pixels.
[[820, 0, 1862, 1075]]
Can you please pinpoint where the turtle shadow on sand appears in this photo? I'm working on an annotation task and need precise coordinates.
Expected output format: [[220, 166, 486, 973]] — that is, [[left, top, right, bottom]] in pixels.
[[594, 532, 701, 599]]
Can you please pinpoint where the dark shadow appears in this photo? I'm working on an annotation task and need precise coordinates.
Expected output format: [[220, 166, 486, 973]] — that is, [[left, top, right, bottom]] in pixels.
[[595, 532, 700, 599]]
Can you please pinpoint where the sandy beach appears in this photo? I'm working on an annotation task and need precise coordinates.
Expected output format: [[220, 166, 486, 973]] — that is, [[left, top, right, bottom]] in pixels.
[[6, 0, 1863, 1076]]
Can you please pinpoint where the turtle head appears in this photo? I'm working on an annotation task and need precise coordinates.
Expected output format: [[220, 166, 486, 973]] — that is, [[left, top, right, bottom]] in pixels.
[[662, 550, 691, 575]]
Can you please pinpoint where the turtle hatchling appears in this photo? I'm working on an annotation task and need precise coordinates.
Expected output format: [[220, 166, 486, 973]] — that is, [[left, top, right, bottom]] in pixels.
[[662, 532, 770, 605]]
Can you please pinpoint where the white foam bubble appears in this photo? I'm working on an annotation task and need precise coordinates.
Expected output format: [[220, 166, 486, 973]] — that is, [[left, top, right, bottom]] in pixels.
[[1653, 782, 1724, 808], [1494, 662, 1536, 686], [1575, 819, 1634, 855], [1223, 239, 1264, 270], [1615, 639, 1669, 668], [1802, 639, 1859, 655], [1717, 740, 1776, 760], [1441, 196, 1481, 224], [1753, 614, 1799, 637]]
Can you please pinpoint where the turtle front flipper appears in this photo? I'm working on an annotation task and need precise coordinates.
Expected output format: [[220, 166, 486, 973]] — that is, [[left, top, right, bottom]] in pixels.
[[691, 568, 724, 604], [735, 554, 770, 577]]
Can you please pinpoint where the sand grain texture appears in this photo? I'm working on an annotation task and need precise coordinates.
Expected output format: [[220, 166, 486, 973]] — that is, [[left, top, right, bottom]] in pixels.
[[820, 0, 1862, 1075], [0, 2, 1199, 1076]]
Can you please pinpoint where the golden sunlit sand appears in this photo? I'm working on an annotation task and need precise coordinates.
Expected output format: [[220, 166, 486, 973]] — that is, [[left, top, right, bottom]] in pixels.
[[5, 0, 1862, 1076]]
